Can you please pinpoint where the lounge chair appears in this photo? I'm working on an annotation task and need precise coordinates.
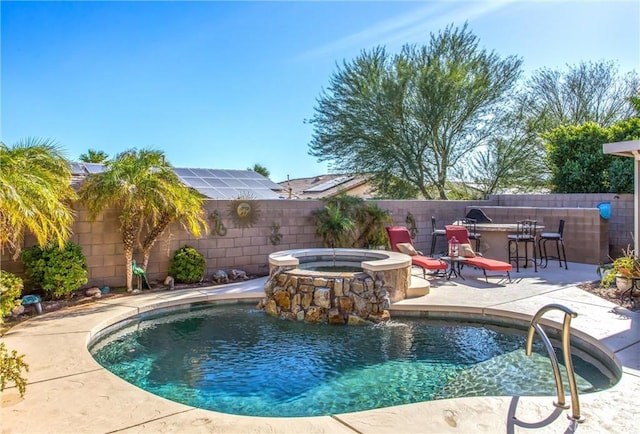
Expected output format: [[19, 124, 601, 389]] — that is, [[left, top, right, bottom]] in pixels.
[[385, 226, 448, 278], [445, 225, 512, 283]]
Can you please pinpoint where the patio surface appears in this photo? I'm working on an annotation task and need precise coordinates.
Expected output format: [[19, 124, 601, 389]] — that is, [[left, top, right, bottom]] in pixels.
[[1, 262, 639, 433]]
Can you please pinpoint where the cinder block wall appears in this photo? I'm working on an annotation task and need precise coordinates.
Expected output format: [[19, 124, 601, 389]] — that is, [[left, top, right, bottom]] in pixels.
[[491, 193, 634, 255], [0, 194, 633, 288], [472, 206, 608, 264]]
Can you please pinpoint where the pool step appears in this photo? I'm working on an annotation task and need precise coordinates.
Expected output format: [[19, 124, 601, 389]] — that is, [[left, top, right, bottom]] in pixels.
[[407, 275, 430, 298]]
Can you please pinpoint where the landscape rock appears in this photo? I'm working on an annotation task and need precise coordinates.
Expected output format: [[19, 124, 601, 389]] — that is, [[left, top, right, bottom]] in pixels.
[[11, 305, 25, 317], [85, 287, 101, 297], [229, 269, 248, 280], [164, 276, 175, 289], [212, 270, 229, 284]]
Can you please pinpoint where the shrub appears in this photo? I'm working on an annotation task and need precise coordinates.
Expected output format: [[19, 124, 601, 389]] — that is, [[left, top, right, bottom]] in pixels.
[[168, 245, 206, 283], [0, 342, 29, 397], [0, 271, 23, 321], [21, 241, 88, 299]]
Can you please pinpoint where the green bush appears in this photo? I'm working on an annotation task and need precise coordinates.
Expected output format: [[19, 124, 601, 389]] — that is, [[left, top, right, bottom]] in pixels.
[[21, 242, 88, 299], [168, 245, 206, 283], [0, 342, 29, 397], [0, 271, 23, 321]]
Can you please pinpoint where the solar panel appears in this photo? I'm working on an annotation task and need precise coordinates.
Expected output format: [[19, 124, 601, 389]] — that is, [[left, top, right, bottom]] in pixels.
[[179, 177, 210, 188], [220, 178, 249, 188], [84, 163, 106, 174], [250, 189, 277, 199], [171, 167, 281, 199], [69, 162, 281, 200], [189, 168, 214, 177], [69, 162, 85, 175], [202, 178, 229, 188], [193, 187, 223, 198], [173, 168, 195, 177], [304, 176, 353, 193]]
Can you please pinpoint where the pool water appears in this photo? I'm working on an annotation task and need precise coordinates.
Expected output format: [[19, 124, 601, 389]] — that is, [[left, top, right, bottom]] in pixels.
[[90, 304, 616, 417]]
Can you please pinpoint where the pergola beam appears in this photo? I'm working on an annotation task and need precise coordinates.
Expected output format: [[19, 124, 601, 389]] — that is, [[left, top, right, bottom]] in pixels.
[[603, 140, 640, 254]]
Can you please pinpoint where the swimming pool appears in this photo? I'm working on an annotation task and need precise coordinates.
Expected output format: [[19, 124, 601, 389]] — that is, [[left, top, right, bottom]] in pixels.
[[89, 303, 617, 417]]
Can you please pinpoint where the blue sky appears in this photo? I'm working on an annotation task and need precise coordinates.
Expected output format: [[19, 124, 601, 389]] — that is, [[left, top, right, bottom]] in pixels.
[[2, 0, 638, 183]]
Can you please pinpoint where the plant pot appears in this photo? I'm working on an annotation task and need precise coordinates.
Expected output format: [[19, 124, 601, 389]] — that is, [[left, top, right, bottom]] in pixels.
[[615, 275, 633, 294]]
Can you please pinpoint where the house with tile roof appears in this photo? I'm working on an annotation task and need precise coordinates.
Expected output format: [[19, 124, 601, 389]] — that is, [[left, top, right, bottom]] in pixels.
[[278, 174, 376, 199]]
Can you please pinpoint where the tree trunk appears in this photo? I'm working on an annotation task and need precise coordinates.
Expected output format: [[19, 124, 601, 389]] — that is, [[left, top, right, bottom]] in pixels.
[[141, 214, 171, 271], [122, 222, 137, 292], [124, 245, 134, 292]]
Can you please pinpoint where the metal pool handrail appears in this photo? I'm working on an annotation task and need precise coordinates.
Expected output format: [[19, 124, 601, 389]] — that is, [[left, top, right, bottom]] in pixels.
[[525, 303, 585, 423]]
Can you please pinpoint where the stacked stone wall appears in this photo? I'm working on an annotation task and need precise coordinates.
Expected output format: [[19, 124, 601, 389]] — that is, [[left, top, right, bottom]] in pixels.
[[260, 268, 391, 325]]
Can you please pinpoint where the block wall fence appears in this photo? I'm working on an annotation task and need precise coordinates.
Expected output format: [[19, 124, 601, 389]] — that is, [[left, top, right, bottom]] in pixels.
[[0, 194, 634, 289]]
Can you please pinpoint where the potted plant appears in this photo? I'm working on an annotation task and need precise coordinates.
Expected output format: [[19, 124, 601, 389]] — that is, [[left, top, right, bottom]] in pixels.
[[598, 246, 640, 292]]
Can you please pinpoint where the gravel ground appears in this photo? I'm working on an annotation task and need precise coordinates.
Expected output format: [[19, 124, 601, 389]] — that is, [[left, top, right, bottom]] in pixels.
[[577, 280, 639, 312]]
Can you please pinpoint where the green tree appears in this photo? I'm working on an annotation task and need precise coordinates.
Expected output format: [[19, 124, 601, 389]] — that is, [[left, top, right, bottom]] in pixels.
[[459, 100, 550, 197], [79, 149, 109, 163], [520, 61, 639, 131], [308, 24, 522, 199], [312, 194, 391, 248], [78, 149, 208, 291], [0, 138, 75, 258], [248, 163, 270, 178], [312, 204, 355, 248], [544, 118, 639, 193]]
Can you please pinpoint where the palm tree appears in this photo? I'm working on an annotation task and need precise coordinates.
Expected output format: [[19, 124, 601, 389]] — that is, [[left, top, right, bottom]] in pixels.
[[78, 149, 208, 291], [0, 138, 76, 258], [312, 204, 355, 248], [79, 149, 109, 163], [354, 203, 392, 248], [248, 163, 270, 178]]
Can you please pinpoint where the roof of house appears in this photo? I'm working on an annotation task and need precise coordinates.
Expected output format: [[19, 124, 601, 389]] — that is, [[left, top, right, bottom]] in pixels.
[[278, 174, 375, 199], [70, 162, 284, 200]]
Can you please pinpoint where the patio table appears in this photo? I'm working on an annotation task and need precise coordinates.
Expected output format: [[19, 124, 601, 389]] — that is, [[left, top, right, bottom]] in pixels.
[[440, 256, 468, 280]]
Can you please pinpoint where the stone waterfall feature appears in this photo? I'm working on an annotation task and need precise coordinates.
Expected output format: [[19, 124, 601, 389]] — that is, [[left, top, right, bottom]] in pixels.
[[259, 248, 412, 325]]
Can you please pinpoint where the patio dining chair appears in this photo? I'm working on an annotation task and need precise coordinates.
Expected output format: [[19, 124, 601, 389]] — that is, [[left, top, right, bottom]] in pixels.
[[430, 216, 447, 256], [538, 219, 567, 269], [507, 220, 538, 272]]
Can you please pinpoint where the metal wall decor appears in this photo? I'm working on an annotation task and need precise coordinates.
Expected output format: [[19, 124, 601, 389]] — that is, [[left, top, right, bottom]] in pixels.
[[228, 196, 261, 228], [406, 212, 418, 239], [208, 210, 228, 236], [269, 222, 283, 246]]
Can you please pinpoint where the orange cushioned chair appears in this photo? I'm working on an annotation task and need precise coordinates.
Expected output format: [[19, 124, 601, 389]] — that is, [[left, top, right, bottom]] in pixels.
[[445, 225, 512, 283], [385, 226, 448, 278]]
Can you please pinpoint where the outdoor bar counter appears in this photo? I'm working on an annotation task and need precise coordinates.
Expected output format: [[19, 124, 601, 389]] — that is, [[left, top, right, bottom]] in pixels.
[[465, 222, 544, 263], [462, 206, 609, 265]]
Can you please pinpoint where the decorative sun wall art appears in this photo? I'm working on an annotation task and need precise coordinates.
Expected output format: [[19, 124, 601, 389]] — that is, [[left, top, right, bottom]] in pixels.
[[228, 196, 261, 228]]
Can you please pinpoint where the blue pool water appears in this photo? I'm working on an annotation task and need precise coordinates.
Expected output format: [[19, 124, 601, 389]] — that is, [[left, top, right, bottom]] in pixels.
[[89, 304, 616, 417]]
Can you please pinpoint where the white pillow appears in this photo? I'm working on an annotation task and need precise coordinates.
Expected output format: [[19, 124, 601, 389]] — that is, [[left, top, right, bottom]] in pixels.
[[396, 243, 418, 256], [460, 243, 476, 258]]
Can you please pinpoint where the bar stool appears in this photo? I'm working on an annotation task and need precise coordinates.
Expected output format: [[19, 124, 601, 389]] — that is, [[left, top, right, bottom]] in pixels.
[[430, 216, 446, 256], [461, 218, 481, 252], [538, 219, 567, 269], [508, 219, 538, 272]]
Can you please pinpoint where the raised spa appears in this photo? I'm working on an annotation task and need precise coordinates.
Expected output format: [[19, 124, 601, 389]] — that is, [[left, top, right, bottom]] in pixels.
[[263, 248, 412, 325], [89, 303, 619, 418]]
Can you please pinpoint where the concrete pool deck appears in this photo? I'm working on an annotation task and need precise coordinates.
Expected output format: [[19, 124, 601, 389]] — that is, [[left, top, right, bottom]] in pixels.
[[1, 262, 639, 433]]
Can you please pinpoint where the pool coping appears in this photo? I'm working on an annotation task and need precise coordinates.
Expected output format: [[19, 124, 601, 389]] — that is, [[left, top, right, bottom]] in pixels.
[[2, 265, 640, 433]]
